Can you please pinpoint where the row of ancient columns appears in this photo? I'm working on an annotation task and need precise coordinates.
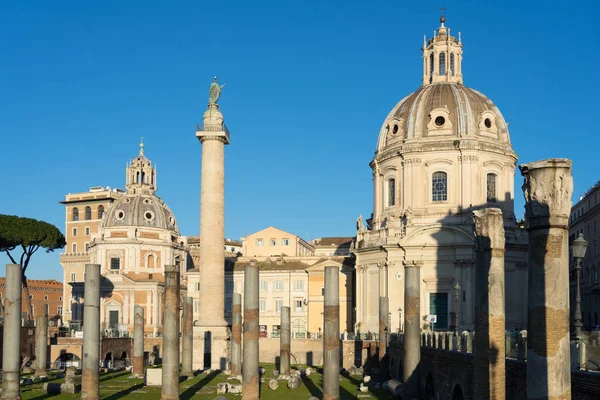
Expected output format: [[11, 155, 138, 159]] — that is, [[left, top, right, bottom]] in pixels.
[[401, 158, 574, 400]]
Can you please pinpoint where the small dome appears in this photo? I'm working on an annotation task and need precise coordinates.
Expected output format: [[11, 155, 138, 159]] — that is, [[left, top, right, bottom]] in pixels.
[[376, 83, 510, 152], [102, 193, 179, 234]]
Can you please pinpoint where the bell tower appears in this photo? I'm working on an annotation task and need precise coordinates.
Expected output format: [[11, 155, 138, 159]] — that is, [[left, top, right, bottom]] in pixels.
[[125, 139, 157, 194], [422, 16, 464, 85]]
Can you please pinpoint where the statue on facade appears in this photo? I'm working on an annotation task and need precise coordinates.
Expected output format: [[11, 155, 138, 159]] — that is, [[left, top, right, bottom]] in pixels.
[[209, 76, 226, 105], [356, 214, 365, 232]]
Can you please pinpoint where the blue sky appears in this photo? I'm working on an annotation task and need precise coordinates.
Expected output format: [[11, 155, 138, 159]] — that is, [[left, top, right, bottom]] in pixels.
[[1, 0, 598, 280]]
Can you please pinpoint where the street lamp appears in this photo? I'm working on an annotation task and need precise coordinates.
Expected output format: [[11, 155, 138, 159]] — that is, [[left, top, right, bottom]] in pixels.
[[453, 282, 461, 336], [573, 233, 588, 338], [398, 306, 403, 333]]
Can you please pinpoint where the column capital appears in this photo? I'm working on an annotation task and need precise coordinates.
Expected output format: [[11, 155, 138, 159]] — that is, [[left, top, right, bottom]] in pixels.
[[519, 158, 573, 227], [473, 208, 505, 251], [403, 260, 424, 268]]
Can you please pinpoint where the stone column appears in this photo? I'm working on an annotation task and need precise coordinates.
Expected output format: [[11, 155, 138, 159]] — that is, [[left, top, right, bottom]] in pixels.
[[162, 264, 180, 400], [231, 293, 242, 376], [473, 208, 506, 400], [82, 263, 100, 400], [520, 159, 573, 400], [133, 305, 144, 378], [195, 100, 230, 370], [280, 306, 291, 376], [378, 296, 389, 364], [242, 262, 259, 400], [35, 313, 48, 377], [403, 261, 421, 400], [181, 297, 193, 377], [323, 266, 340, 400], [2, 264, 22, 400]]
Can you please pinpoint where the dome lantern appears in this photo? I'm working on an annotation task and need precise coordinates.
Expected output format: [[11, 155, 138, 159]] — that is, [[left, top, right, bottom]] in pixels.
[[422, 16, 463, 86], [125, 139, 157, 195]]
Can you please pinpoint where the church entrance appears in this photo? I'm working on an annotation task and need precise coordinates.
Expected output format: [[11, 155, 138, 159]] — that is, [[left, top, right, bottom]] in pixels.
[[429, 293, 448, 330]]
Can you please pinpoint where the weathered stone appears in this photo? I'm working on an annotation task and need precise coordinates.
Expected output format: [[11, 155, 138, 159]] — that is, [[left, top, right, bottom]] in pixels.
[[231, 293, 242, 376], [305, 367, 312, 376], [181, 297, 194, 377], [363, 375, 371, 383], [323, 266, 340, 400], [133, 305, 144, 378], [403, 262, 421, 399], [3, 264, 22, 400], [242, 262, 259, 400], [162, 264, 181, 400], [359, 383, 369, 392], [216, 382, 228, 394], [268, 378, 279, 390], [82, 263, 100, 400], [228, 384, 243, 394], [145, 368, 162, 386], [287, 376, 301, 389]]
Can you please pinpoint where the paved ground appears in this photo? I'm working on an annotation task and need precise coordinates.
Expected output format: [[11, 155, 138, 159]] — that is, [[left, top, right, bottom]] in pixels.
[[17, 364, 393, 399]]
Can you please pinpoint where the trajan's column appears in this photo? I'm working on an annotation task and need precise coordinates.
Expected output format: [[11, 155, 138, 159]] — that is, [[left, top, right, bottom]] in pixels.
[[194, 77, 230, 370]]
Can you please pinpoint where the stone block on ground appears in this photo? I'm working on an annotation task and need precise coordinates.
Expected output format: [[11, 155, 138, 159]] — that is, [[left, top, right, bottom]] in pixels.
[[144, 368, 162, 386], [228, 383, 243, 393], [268, 378, 279, 390], [217, 382, 228, 394], [287, 376, 301, 389]]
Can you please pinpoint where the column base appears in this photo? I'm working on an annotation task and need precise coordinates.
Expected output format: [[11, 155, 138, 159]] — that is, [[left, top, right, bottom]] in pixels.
[[193, 326, 230, 371]]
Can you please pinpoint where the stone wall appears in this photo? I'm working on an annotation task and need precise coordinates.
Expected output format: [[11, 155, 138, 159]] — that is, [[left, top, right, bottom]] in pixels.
[[0, 326, 37, 368]]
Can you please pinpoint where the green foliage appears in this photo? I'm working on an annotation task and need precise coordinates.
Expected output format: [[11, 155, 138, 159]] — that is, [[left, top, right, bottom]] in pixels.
[[0, 214, 66, 270]]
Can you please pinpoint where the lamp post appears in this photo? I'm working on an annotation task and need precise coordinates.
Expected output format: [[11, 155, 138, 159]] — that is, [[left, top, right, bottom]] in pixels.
[[398, 306, 403, 333], [453, 282, 461, 337], [573, 233, 588, 339]]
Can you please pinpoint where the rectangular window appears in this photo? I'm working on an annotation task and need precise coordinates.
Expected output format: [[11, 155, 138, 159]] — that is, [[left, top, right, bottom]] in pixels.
[[387, 178, 396, 207], [293, 280, 304, 291], [57, 305, 63, 315], [85, 243, 89, 252], [273, 280, 283, 291], [195, 282, 200, 292], [275, 299, 283, 312], [295, 300, 303, 312], [255, 239, 264, 247], [269, 239, 277, 246], [85, 227, 90, 236], [282, 238, 290, 246], [70, 272, 76, 282], [45, 304, 49, 314], [72, 243, 77, 253], [260, 280, 268, 292], [194, 300, 199, 313], [72, 228, 77, 236], [259, 300, 266, 312], [110, 257, 120, 270], [429, 293, 449, 330], [321, 287, 325, 296]]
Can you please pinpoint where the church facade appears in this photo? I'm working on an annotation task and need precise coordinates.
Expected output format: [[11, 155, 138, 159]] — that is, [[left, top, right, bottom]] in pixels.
[[353, 17, 528, 334]]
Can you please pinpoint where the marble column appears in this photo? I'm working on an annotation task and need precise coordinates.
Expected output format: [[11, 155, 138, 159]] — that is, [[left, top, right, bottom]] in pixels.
[[242, 262, 259, 400], [403, 261, 421, 400], [35, 313, 48, 377], [473, 208, 506, 400], [520, 159, 573, 400], [82, 264, 100, 400], [323, 266, 340, 400], [133, 306, 144, 378], [2, 264, 22, 400], [162, 264, 180, 400], [231, 293, 242, 376], [195, 97, 230, 370], [280, 306, 291, 376], [181, 297, 193, 377]]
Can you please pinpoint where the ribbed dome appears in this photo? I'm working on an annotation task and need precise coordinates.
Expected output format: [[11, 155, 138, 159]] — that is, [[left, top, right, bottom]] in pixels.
[[102, 193, 179, 234], [376, 83, 510, 152]]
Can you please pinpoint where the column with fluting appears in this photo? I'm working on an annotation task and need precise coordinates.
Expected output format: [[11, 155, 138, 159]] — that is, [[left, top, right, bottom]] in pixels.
[[2, 264, 22, 400], [133, 305, 144, 378], [82, 263, 100, 400], [161, 264, 180, 400], [280, 306, 291, 376], [323, 266, 340, 400], [181, 297, 193, 377], [473, 208, 506, 400], [403, 261, 421, 400], [231, 293, 242, 376], [520, 159, 573, 400], [242, 262, 259, 400]]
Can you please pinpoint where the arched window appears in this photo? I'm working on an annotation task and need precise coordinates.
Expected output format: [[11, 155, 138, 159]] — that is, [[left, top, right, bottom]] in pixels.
[[147, 254, 155, 269], [432, 172, 448, 202], [98, 205, 105, 219], [387, 178, 396, 207], [486, 174, 497, 203], [439, 52, 446, 75], [85, 206, 92, 220], [450, 53, 455, 76], [72, 207, 79, 221], [429, 53, 434, 83]]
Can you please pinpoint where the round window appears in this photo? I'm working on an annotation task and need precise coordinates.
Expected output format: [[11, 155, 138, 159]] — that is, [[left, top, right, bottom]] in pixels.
[[169, 216, 175, 226], [393, 124, 399, 134], [116, 210, 125, 220], [144, 211, 154, 221], [435, 116, 445, 127], [484, 118, 492, 129]]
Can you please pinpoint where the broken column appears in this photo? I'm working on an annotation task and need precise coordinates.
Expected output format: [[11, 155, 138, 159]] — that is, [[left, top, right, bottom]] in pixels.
[[403, 261, 421, 400], [82, 263, 100, 400], [520, 159, 573, 400], [2, 264, 22, 400], [473, 208, 506, 400], [35, 313, 49, 377], [133, 305, 144, 378], [280, 306, 291, 376], [323, 266, 340, 400], [378, 296, 389, 366], [181, 296, 193, 377], [162, 264, 181, 400], [242, 261, 259, 400], [231, 293, 242, 376]]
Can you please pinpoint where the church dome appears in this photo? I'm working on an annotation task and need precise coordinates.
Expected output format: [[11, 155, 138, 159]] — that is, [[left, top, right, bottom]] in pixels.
[[376, 83, 510, 152], [102, 193, 179, 234]]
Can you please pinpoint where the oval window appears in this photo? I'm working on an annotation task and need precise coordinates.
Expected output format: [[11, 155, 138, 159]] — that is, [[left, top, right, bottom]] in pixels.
[[116, 210, 125, 220], [484, 118, 492, 129], [435, 116, 445, 127], [393, 124, 399, 134], [144, 211, 154, 221]]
